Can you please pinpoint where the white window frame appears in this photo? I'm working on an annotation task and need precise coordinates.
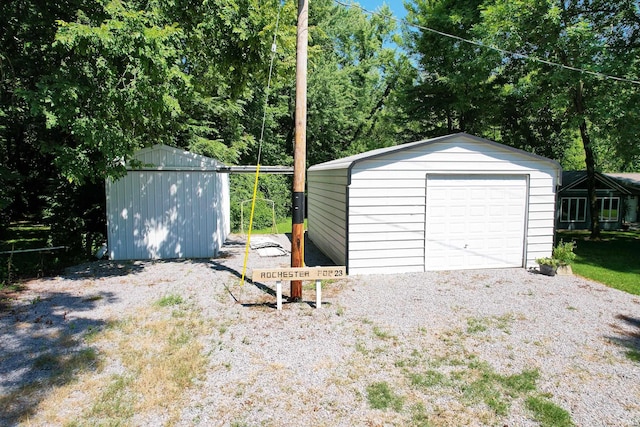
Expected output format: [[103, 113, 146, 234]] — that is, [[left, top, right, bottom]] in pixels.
[[560, 197, 587, 222], [598, 197, 620, 222]]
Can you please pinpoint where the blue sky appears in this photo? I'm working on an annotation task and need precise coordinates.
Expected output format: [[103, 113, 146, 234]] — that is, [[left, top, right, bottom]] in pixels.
[[355, 0, 408, 21]]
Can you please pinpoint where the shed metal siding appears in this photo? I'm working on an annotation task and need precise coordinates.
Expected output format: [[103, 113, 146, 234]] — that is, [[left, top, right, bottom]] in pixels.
[[307, 169, 348, 265], [307, 133, 560, 275], [106, 145, 229, 260]]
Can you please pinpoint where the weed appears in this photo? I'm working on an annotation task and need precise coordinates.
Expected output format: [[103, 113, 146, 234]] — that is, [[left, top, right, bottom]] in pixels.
[[466, 317, 488, 333], [525, 395, 573, 427], [366, 381, 404, 411], [372, 325, 393, 340], [83, 295, 103, 302], [30, 296, 41, 305], [355, 341, 369, 355]]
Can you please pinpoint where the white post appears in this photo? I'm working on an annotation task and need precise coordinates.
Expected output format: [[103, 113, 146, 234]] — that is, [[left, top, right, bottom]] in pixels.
[[276, 281, 282, 311], [315, 279, 321, 309]]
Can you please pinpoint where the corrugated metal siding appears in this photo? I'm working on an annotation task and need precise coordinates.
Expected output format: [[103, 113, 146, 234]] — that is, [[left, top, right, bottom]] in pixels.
[[307, 169, 348, 266], [106, 146, 229, 260], [308, 134, 560, 275]]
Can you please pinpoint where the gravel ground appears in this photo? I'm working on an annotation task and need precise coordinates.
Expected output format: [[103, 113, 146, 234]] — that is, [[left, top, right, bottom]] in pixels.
[[1, 234, 640, 426]]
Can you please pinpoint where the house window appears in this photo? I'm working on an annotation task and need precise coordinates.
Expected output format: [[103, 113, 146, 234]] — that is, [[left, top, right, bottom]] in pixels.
[[598, 197, 620, 222], [560, 198, 587, 222]]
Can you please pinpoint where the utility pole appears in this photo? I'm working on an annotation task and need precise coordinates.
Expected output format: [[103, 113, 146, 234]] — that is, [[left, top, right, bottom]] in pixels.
[[291, 0, 308, 301]]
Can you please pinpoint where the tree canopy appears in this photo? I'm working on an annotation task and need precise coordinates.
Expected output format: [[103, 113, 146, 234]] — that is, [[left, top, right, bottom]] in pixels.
[[1, 0, 638, 243]]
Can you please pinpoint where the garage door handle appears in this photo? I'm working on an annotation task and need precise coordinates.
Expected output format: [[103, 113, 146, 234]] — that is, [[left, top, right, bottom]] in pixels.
[[464, 244, 468, 248]]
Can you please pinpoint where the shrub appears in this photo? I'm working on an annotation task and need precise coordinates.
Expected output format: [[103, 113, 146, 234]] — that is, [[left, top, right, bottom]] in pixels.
[[552, 240, 576, 266]]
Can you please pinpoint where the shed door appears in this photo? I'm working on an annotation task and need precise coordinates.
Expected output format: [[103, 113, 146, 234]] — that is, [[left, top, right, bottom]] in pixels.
[[425, 175, 527, 270]]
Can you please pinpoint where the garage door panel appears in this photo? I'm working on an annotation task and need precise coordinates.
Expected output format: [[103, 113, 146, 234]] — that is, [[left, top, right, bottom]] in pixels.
[[426, 175, 527, 270]]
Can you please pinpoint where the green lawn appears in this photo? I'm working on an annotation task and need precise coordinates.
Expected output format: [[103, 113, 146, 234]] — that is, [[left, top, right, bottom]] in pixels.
[[557, 230, 640, 295], [242, 217, 306, 235]]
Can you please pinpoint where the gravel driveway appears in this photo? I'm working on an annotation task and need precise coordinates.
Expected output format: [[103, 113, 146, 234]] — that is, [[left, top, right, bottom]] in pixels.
[[1, 234, 639, 426]]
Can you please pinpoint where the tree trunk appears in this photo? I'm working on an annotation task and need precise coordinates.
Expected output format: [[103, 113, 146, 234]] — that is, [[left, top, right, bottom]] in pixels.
[[573, 80, 600, 239]]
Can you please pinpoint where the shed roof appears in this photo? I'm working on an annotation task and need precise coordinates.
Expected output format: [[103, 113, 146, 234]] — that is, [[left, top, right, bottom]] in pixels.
[[127, 145, 293, 174], [128, 144, 222, 170], [308, 133, 561, 176]]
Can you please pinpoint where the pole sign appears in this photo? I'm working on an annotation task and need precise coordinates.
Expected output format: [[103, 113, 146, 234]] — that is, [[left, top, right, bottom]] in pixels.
[[252, 266, 346, 282]]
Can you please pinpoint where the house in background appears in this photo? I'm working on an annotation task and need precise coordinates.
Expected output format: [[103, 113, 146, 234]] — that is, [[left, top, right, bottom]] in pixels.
[[106, 145, 230, 260], [307, 133, 561, 275], [556, 171, 640, 231]]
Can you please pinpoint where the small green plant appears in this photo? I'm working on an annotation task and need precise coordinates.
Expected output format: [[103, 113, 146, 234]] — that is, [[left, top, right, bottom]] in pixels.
[[535, 257, 559, 268], [552, 240, 576, 266], [537, 240, 576, 270]]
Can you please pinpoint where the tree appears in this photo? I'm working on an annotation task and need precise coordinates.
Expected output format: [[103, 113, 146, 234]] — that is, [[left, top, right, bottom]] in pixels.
[[404, 0, 503, 138], [477, 0, 640, 238]]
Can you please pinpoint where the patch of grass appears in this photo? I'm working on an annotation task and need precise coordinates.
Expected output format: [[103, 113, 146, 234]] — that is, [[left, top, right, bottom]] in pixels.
[[155, 294, 184, 307], [372, 325, 393, 340], [465, 314, 515, 335], [409, 370, 447, 388], [32, 353, 61, 371], [625, 349, 640, 363], [557, 230, 640, 295], [405, 351, 544, 419], [88, 374, 135, 422], [498, 369, 539, 395], [410, 402, 432, 427], [31, 300, 209, 426], [466, 317, 488, 333], [366, 381, 404, 411], [244, 218, 307, 234], [525, 395, 574, 427]]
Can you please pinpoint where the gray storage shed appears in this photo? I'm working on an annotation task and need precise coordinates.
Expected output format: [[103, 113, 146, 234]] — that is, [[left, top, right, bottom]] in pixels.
[[106, 145, 230, 260], [307, 133, 561, 275]]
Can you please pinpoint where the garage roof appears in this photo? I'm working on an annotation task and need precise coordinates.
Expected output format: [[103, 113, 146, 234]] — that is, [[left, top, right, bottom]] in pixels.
[[309, 133, 562, 182]]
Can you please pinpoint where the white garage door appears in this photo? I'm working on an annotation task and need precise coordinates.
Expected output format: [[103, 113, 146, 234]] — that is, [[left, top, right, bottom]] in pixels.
[[425, 175, 527, 270]]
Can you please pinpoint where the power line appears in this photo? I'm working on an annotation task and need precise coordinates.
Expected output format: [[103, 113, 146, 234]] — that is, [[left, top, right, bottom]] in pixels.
[[333, 0, 640, 86]]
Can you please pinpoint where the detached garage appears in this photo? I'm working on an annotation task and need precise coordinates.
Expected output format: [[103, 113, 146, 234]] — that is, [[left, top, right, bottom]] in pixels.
[[106, 145, 230, 260], [307, 133, 561, 275]]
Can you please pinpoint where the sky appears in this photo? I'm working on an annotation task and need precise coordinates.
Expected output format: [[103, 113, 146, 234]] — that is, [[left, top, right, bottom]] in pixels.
[[354, 0, 408, 21]]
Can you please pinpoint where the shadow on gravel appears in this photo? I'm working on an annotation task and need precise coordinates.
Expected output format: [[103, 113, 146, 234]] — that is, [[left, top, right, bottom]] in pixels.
[[0, 291, 111, 425], [608, 314, 640, 362], [39, 260, 146, 282], [212, 233, 334, 309]]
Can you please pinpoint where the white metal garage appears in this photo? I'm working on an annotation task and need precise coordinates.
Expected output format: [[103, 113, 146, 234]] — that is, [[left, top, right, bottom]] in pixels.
[[307, 133, 561, 275], [106, 145, 230, 260]]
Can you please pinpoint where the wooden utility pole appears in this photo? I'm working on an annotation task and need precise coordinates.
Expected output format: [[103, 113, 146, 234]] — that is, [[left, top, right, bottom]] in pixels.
[[291, 0, 309, 301]]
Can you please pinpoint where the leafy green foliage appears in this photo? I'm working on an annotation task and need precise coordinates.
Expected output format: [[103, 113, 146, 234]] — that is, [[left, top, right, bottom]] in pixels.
[[552, 240, 577, 266]]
